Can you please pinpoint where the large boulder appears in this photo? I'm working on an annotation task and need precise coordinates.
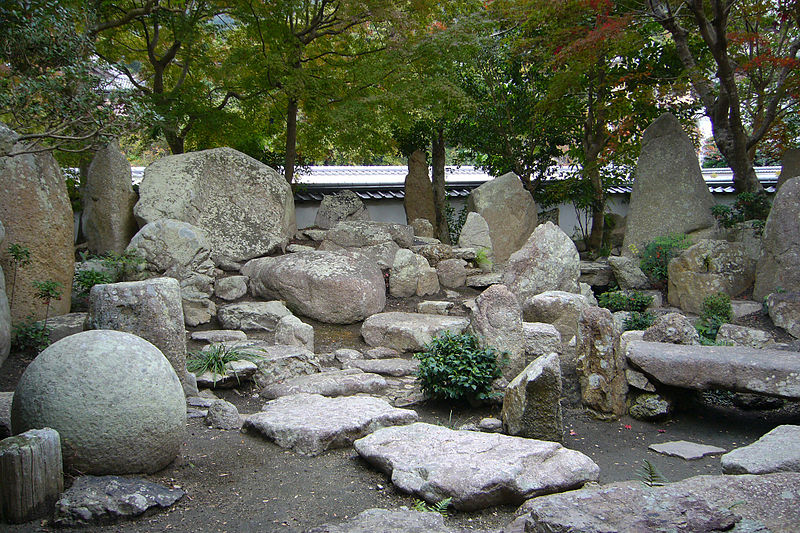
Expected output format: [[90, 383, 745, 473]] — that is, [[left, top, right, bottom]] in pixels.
[[622, 113, 717, 257], [776, 147, 800, 190], [0, 136, 73, 322], [470, 284, 525, 380], [504, 222, 580, 305], [261, 368, 388, 399], [361, 312, 470, 352], [466, 172, 537, 264], [323, 220, 414, 249], [457, 212, 494, 261], [11, 330, 186, 474], [306, 508, 459, 533], [721, 425, 800, 474], [314, 190, 369, 229], [82, 140, 138, 255], [0, 264, 9, 366], [520, 291, 590, 343], [242, 251, 385, 324], [643, 312, 700, 345], [389, 249, 439, 298], [403, 150, 436, 227], [576, 306, 627, 418], [216, 301, 291, 332], [501, 353, 563, 442], [754, 176, 800, 300], [765, 291, 800, 339], [133, 147, 295, 265], [667, 239, 755, 314], [607, 255, 650, 290]]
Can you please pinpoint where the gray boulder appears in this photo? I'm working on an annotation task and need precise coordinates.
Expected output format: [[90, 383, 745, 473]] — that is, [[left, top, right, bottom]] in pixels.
[[324, 220, 414, 249], [765, 291, 800, 339], [205, 399, 242, 430], [576, 306, 627, 418], [721, 424, 800, 474], [134, 147, 295, 264], [194, 359, 257, 389], [522, 322, 562, 357], [607, 255, 650, 289], [390, 249, 439, 297], [11, 330, 186, 474], [361, 312, 470, 352], [274, 314, 315, 352], [0, 391, 11, 439], [214, 275, 248, 301], [215, 341, 321, 387], [190, 329, 247, 343], [521, 291, 590, 343], [315, 190, 369, 229], [579, 260, 614, 287], [403, 150, 436, 227], [346, 358, 419, 377], [261, 368, 387, 399], [501, 353, 563, 441], [755, 177, 800, 300], [716, 323, 774, 348], [217, 301, 291, 332], [353, 422, 599, 511], [643, 312, 700, 344], [82, 141, 138, 255], [628, 392, 672, 421], [411, 217, 435, 238], [457, 212, 494, 263], [622, 113, 717, 257], [436, 258, 467, 289], [242, 251, 385, 324], [776, 147, 800, 190], [470, 284, 524, 380]]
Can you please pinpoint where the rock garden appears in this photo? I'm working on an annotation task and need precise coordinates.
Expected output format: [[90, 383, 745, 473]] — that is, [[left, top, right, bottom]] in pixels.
[[1, 114, 799, 532]]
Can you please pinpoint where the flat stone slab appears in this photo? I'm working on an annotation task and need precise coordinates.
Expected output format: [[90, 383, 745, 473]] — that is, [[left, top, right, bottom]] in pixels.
[[54, 475, 184, 526], [190, 330, 247, 343], [217, 340, 321, 386], [353, 422, 599, 511], [626, 340, 800, 398], [261, 368, 388, 399], [244, 393, 418, 455], [195, 360, 258, 388], [305, 508, 473, 533], [504, 473, 800, 533], [721, 424, 800, 474], [361, 312, 470, 352], [346, 358, 419, 377], [465, 273, 504, 287], [648, 440, 726, 460]]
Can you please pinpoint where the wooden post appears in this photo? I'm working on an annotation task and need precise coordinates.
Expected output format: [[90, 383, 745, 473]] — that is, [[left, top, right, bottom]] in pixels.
[[0, 428, 63, 523]]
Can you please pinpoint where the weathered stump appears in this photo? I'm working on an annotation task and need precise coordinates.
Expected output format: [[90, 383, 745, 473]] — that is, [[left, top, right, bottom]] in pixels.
[[0, 428, 63, 523]]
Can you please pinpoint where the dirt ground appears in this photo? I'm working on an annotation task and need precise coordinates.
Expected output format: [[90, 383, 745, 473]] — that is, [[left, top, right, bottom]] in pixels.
[[2, 293, 799, 533]]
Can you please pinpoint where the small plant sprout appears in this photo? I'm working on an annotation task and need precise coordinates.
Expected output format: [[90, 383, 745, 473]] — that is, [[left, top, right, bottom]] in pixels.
[[412, 496, 452, 514], [31, 280, 63, 330], [637, 459, 668, 487], [7, 243, 31, 309]]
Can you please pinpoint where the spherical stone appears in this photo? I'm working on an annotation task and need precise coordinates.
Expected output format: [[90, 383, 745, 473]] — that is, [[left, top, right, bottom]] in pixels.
[[11, 330, 186, 475]]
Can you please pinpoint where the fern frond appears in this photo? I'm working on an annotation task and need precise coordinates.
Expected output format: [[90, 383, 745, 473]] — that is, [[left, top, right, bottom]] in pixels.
[[638, 459, 669, 487]]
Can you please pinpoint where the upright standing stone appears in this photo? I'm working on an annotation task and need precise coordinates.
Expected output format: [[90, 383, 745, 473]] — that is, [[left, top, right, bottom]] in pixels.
[[776, 148, 800, 190], [754, 177, 800, 300], [457, 212, 494, 261], [82, 141, 138, 255], [623, 113, 717, 257], [134, 147, 295, 265], [576, 307, 627, 418], [0, 221, 9, 366], [0, 134, 73, 322], [314, 190, 369, 229], [470, 284, 525, 380], [404, 150, 436, 227], [467, 172, 538, 264], [502, 353, 563, 442]]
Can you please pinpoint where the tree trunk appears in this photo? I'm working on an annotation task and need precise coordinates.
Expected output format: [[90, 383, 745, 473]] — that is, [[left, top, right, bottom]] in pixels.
[[431, 128, 450, 244], [164, 131, 185, 155], [712, 125, 764, 193], [284, 98, 298, 184], [587, 164, 605, 252]]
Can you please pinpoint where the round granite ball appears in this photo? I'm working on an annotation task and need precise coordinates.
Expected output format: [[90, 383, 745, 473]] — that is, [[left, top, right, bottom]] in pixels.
[[11, 330, 186, 474]]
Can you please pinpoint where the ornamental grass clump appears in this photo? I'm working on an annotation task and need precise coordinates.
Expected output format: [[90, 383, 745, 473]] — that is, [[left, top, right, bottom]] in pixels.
[[414, 331, 507, 403]]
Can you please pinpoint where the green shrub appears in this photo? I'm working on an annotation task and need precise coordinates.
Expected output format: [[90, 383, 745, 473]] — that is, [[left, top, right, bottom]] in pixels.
[[598, 290, 653, 312], [624, 311, 656, 331], [695, 292, 732, 343], [101, 250, 145, 280], [414, 331, 507, 402], [444, 199, 469, 244], [12, 315, 50, 353], [639, 233, 692, 282], [712, 191, 771, 236], [74, 269, 115, 299]]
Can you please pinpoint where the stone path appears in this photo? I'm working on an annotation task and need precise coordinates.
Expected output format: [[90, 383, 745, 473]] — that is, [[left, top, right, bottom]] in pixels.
[[260, 368, 387, 399]]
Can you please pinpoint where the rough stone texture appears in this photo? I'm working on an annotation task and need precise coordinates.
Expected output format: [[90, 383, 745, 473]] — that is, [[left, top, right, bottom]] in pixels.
[[436, 258, 467, 289], [622, 113, 717, 257], [649, 440, 726, 460], [724, 220, 765, 263], [54, 475, 184, 526], [195, 359, 258, 388], [470, 284, 525, 380], [275, 314, 315, 352], [404, 150, 436, 227], [216, 341, 321, 387], [0, 139, 73, 322], [579, 260, 614, 287], [765, 291, 800, 339], [242, 251, 386, 324], [244, 393, 418, 455], [82, 141, 138, 255], [501, 353, 563, 441], [667, 239, 756, 314], [361, 312, 470, 352], [628, 392, 671, 420], [754, 176, 800, 300], [205, 399, 242, 430], [625, 367, 655, 392], [576, 306, 627, 418], [134, 148, 295, 264], [411, 218, 435, 238], [716, 323, 774, 348], [466, 272, 503, 288], [315, 190, 369, 229], [411, 242, 453, 267], [88, 277, 188, 391], [608, 255, 652, 290], [287, 243, 315, 253], [261, 369, 387, 399], [0, 391, 11, 439], [346, 358, 419, 377], [506, 473, 800, 533], [721, 425, 800, 475], [642, 312, 700, 345], [191, 329, 247, 343], [417, 300, 454, 315], [521, 291, 590, 344], [522, 322, 562, 358], [457, 212, 494, 262], [466, 172, 538, 264], [776, 147, 800, 190], [353, 422, 598, 511], [504, 223, 580, 306], [305, 507, 464, 533], [324, 220, 414, 249], [36, 312, 86, 344], [214, 275, 248, 301], [390, 249, 439, 298], [731, 299, 763, 319], [126, 219, 217, 326], [580, 283, 597, 306], [11, 330, 185, 474], [625, 340, 800, 398], [217, 301, 291, 332], [0, 263, 8, 367]]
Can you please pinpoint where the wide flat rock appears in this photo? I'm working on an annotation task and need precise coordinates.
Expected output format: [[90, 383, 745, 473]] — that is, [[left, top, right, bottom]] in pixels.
[[217, 340, 321, 386], [722, 424, 800, 474], [305, 508, 477, 533], [346, 358, 419, 377], [625, 340, 800, 398], [243, 393, 418, 455], [648, 440, 726, 460], [503, 472, 800, 533], [261, 368, 388, 399], [353, 422, 599, 511], [361, 312, 470, 352]]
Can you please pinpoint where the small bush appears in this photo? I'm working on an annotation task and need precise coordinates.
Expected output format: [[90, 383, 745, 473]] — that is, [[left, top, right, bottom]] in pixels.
[[639, 233, 692, 282], [74, 269, 115, 299], [101, 250, 145, 280], [12, 315, 50, 353], [624, 311, 656, 331], [598, 290, 653, 312], [414, 331, 507, 402], [695, 292, 732, 343], [712, 191, 771, 235], [187, 344, 255, 386]]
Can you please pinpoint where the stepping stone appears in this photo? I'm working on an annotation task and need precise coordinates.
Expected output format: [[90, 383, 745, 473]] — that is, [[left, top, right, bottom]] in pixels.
[[721, 425, 800, 474], [648, 440, 726, 460], [54, 476, 184, 526], [244, 394, 418, 455], [306, 508, 463, 533], [261, 368, 387, 399], [346, 358, 419, 377], [361, 312, 469, 352], [353, 422, 598, 511], [190, 330, 247, 343]]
